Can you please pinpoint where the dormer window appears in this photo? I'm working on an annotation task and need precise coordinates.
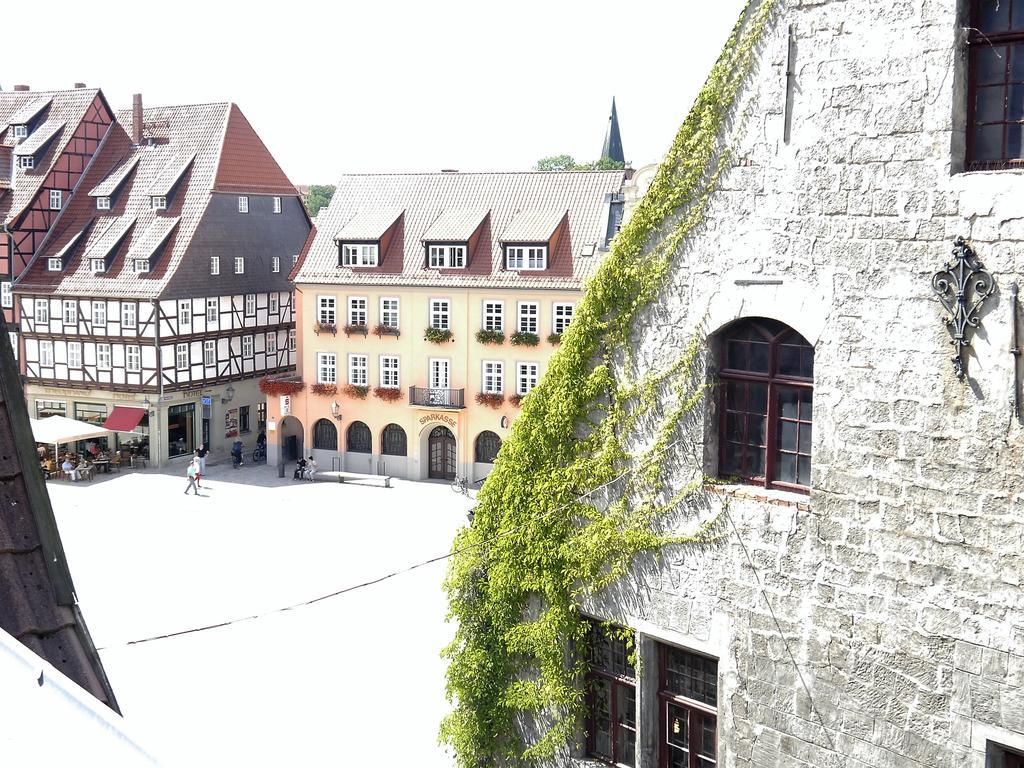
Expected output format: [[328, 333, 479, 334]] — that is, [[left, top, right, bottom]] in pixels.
[[47, 258, 62, 272], [133, 260, 150, 274], [506, 245, 547, 271], [18, 155, 34, 170], [151, 196, 167, 210], [91, 258, 106, 274], [428, 244, 466, 269], [340, 243, 379, 267], [12, 125, 27, 140], [96, 196, 111, 210]]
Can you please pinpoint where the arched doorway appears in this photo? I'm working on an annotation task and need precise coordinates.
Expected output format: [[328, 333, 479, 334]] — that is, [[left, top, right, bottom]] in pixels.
[[279, 416, 304, 462], [428, 426, 456, 480]]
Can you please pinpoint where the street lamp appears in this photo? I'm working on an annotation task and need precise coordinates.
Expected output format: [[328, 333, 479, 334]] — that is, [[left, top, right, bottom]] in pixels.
[[222, 384, 235, 404]]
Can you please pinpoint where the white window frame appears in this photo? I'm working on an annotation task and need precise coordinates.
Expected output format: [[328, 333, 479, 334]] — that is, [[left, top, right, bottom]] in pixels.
[[317, 352, 337, 384], [39, 340, 54, 367], [210, 256, 220, 275], [203, 340, 216, 366], [269, 294, 279, 314], [126, 345, 141, 373], [49, 190, 62, 210], [62, 300, 76, 325], [122, 303, 136, 329], [317, 296, 336, 325], [273, 196, 282, 214], [242, 335, 254, 358], [151, 196, 167, 211], [0, 282, 11, 309], [429, 357, 450, 389], [266, 332, 277, 354], [380, 297, 400, 328], [348, 296, 367, 326], [553, 302, 575, 334], [12, 125, 27, 139], [96, 343, 112, 370], [272, 256, 280, 273], [178, 300, 191, 326], [238, 196, 249, 213], [348, 353, 368, 386], [67, 341, 82, 368], [379, 355, 400, 388], [506, 245, 548, 271], [96, 196, 111, 210], [91, 258, 106, 273], [92, 301, 106, 326], [288, 329, 296, 351], [482, 360, 504, 394], [428, 243, 466, 269], [133, 259, 150, 274], [175, 343, 188, 371], [234, 257, 244, 274], [245, 294, 256, 316], [47, 257, 62, 272], [430, 298, 451, 330], [517, 301, 539, 334], [35, 299, 49, 324], [7, 332, 16, 361], [517, 361, 539, 395], [17, 155, 34, 170], [341, 243, 379, 267], [483, 300, 504, 332], [206, 298, 218, 323]]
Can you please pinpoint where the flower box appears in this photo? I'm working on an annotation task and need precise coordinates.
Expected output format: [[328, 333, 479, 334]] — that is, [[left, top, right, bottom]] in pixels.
[[475, 392, 505, 409], [476, 329, 506, 345], [314, 322, 337, 335], [374, 386, 404, 402], [258, 377, 305, 396], [373, 324, 401, 338], [509, 393, 524, 407], [344, 384, 370, 399], [510, 331, 540, 347], [310, 383, 338, 396], [425, 327, 454, 344], [547, 332, 562, 345], [344, 323, 369, 337]]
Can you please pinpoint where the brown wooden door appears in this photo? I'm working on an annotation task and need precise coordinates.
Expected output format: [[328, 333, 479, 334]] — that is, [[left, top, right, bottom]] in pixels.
[[428, 426, 456, 480]]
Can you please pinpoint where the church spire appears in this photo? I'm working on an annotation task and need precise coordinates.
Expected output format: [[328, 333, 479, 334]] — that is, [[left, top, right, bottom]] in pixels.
[[600, 97, 625, 165]]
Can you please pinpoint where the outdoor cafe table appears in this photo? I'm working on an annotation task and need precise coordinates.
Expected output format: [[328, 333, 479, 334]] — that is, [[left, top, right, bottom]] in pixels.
[[93, 460, 111, 474]]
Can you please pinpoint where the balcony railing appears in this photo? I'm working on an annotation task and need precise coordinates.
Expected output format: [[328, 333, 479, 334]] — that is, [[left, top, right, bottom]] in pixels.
[[409, 387, 465, 409]]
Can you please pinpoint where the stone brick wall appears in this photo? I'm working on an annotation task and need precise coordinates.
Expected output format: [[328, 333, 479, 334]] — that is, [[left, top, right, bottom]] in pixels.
[[582, 1, 1024, 766]]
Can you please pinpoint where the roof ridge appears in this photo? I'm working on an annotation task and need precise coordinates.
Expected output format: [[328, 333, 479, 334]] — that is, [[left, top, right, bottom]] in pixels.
[[330, 170, 627, 178]]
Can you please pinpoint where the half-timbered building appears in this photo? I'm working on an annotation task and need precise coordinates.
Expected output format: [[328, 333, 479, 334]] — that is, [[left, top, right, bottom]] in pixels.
[[14, 97, 310, 465], [0, 85, 114, 334]]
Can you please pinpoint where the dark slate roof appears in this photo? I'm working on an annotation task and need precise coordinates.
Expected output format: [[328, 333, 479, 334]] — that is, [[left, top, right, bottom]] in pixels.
[[295, 171, 625, 289], [600, 97, 625, 165], [18, 101, 303, 299], [0, 313, 119, 711]]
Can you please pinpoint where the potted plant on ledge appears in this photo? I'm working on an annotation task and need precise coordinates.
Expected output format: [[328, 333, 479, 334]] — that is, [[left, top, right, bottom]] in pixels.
[[547, 332, 562, 345], [509, 393, 524, 407], [510, 331, 540, 346], [373, 323, 401, 338], [425, 327, 454, 344], [344, 323, 369, 337], [258, 377, 306, 396], [344, 384, 370, 399], [310, 383, 339, 396], [475, 392, 505, 409], [313, 322, 337, 336], [476, 329, 505, 345], [374, 386, 404, 402]]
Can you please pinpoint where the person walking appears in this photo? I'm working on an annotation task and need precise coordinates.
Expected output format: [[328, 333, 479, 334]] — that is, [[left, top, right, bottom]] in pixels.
[[184, 459, 200, 495], [196, 443, 208, 477]]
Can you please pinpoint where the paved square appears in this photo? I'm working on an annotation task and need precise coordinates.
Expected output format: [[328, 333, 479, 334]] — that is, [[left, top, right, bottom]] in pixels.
[[48, 462, 473, 766]]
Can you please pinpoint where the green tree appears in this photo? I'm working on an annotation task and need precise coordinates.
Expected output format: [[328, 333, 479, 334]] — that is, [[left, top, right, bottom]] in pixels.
[[534, 155, 625, 171], [303, 184, 336, 218]]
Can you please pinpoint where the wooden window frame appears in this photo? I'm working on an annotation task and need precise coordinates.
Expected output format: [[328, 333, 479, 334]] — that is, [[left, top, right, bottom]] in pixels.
[[266, 332, 277, 354], [317, 352, 337, 384], [49, 190, 62, 210], [203, 340, 216, 367], [348, 296, 367, 326], [35, 299, 49, 324], [122, 303, 136, 329], [516, 361, 539, 395], [483, 300, 504, 332], [427, 243, 466, 269], [380, 355, 400, 389], [39, 340, 54, 367], [47, 257, 62, 272], [474, 431, 502, 463], [381, 423, 407, 456], [62, 300, 76, 325], [313, 418, 338, 450], [245, 294, 256, 317], [12, 125, 27, 139], [430, 298, 451, 330], [242, 334, 254, 359], [92, 301, 106, 326], [517, 301, 539, 334], [341, 242, 379, 267], [18, 155, 34, 170], [585, 620, 637, 767], [553, 302, 575, 334], [317, 295, 336, 325], [347, 421, 372, 453], [175, 343, 189, 371], [210, 256, 220, 275], [482, 360, 504, 394], [717, 319, 813, 494], [178, 301, 191, 326], [96, 343, 112, 370], [0, 282, 11, 309], [348, 353, 368, 386], [126, 345, 141, 373], [67, 341, 82, 369], [657, 643, 719, 768], [380, 297, 400, 328]]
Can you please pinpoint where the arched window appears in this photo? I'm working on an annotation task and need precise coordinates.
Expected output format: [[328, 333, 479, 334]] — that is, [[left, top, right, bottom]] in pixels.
[[347, 421, 372, 453], [719, 318, 813, 491], [312, 419, 338, 451], [475, 431, 502, 463], [381, 423, 407, 456]]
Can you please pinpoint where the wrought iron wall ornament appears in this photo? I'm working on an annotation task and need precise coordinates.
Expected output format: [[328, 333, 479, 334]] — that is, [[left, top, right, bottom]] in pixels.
[[931, 236, 995, 379]]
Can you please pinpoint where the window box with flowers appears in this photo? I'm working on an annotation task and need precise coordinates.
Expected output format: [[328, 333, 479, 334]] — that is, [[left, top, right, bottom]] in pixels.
[[344, 384, 369, 399], [425, 327, 454, 344], [475, 392, 505, 409], [374, 386, 404, 402], [314, 322, 337, 336], [547, 332, 562, 345], [476, 329, 506, 345], [258, 377, 305, 396], [510, 331, 540, 347], [373, 324, 401, 339], [509, 393, 524, 408], [310, 383, 338, 396], [344, 323, 369, 337]]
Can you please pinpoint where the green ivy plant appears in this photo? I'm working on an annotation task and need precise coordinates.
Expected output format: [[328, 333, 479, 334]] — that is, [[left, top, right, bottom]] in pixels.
[[441, 2, 776, 766]]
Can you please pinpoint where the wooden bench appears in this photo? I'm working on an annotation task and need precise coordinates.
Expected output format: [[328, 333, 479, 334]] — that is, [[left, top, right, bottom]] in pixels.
[[314, 470, 392, 488]]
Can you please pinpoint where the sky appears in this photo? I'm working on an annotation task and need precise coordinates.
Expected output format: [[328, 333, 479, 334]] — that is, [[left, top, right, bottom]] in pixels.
[[3, 0, 748, 184]]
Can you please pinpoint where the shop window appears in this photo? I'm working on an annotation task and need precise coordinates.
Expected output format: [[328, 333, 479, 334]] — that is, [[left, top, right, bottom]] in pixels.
[[36, 400, 66, 419], [313, 418, 338, 450], [718, 318, 813, 492], [347, 421, 371, 453], [239, 405, 250, 434], [381, 423, 407, 456], [586, 620, 636, 767], [167, 403, 195, 458], [474, 431, 502, 463]]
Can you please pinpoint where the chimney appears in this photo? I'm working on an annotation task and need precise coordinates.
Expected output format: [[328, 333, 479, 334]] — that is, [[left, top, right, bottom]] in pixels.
[[132, 93, 143, 145], [74, 82, 86, 89], [13, 84, 29, 92]]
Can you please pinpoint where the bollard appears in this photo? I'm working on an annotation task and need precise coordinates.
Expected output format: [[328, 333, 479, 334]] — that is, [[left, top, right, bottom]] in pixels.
[[278, 457, 285, 478]]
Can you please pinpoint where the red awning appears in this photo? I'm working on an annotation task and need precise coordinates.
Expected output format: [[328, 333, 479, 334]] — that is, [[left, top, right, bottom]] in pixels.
[[102, 407, 146, 433]]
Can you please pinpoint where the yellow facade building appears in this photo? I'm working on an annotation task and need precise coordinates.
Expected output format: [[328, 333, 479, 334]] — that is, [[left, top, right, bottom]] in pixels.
[[267, 171, 628, 482]]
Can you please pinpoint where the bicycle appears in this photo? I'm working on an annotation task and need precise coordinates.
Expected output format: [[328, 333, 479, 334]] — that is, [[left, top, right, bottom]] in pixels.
[[251, 443, 267, 463], [450, 476, 481, 496]]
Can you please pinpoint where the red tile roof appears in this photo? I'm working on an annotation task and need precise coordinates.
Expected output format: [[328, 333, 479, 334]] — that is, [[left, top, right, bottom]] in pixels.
[[213, 104, 297, 196], [295, 171, 624, 290]]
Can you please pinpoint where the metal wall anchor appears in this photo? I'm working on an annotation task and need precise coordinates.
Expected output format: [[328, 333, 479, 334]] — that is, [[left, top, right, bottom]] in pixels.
[[1012, 282, 1020, 419], [931, 236, 995, 380]]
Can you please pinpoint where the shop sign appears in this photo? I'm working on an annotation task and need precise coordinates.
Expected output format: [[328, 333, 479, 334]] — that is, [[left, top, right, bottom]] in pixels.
[[418, 412, 457, 429], [201, 395, 213, 406], [280, 395, 291, 415], [224, 408, 239, 439]]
